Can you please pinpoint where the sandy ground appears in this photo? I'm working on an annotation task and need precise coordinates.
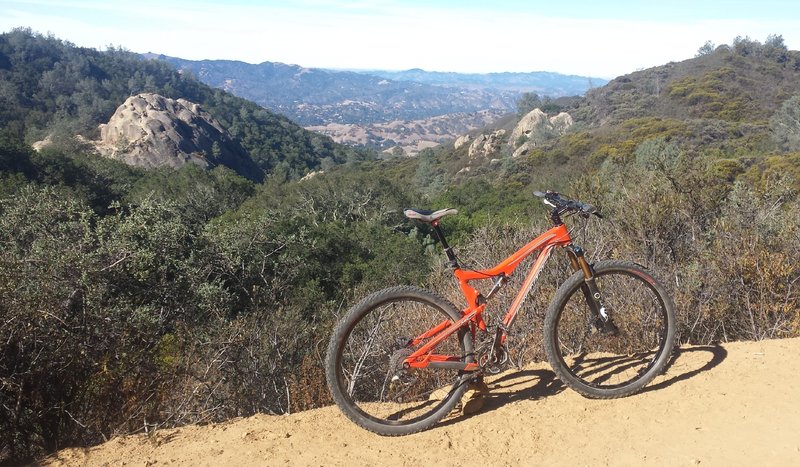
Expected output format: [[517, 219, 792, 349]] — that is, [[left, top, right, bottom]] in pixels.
[[45, 338, 800, 466]]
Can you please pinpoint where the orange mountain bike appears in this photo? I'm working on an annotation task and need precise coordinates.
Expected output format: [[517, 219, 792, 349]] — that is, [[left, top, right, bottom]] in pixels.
[[325, 191, 676, 435]]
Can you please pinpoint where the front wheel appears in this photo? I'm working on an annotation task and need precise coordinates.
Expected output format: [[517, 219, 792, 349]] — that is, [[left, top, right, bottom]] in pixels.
[[544, 260, 676, 399], [325, 286, 475, 436]]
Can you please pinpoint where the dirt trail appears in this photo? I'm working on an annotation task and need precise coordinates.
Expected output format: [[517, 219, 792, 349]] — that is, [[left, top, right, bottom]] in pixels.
[[46, 338, 800, 466]]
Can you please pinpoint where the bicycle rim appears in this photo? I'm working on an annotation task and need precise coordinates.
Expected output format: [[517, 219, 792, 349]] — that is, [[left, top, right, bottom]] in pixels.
[[331, 294, 469, 431], [551, 267, 672, 393]]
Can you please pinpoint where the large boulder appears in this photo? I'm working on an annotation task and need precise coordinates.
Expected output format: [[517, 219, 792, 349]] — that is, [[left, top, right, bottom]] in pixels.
[[549, 112, 574, 135], [508, 108, 574, 155], [468, 129, 506, 160], [94, 93, 259, 179], [454, 134, 472, 150], [509, 108, 549, 144]]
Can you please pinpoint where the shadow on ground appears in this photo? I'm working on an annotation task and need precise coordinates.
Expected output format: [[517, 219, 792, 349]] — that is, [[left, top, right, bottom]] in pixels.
[[643, 344, 727, 393], [441, 343, 728, 426]]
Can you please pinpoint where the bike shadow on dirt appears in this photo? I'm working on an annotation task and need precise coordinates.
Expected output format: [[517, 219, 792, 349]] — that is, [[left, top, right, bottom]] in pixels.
[[641, 343, 727, 394], [438, 368, 566, 427], [442, 344, 727, 425]]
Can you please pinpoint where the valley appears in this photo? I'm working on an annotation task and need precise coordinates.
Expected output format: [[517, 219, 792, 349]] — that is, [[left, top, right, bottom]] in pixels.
[[306, 109, 507, 155], [149, 54, 606, 154]]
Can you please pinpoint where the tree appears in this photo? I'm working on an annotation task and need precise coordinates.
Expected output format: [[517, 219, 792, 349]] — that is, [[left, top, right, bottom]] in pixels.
[[517, 92, 542, 117], [763, 34, 788, 62], [696, 40, 716, 57], [732, 35, 760, 56], [413, 148, 447, 197]]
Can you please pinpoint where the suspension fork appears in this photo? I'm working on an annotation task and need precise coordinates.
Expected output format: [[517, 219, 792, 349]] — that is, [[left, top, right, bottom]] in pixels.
[[566, 245, 609, 323]]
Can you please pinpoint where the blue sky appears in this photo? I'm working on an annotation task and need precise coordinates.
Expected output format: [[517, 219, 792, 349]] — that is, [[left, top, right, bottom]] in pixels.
[[2, 0, 799, 78]]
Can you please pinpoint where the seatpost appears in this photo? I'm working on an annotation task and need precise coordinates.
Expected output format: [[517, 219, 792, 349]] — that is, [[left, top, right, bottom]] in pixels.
[[431, 220, 460, 269]]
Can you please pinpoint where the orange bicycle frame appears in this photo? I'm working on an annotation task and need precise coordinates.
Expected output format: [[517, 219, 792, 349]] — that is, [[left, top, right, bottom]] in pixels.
[[404, 222, 574, 371]]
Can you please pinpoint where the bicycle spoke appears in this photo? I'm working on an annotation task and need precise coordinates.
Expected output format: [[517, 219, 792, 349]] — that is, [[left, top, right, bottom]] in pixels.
[[329, 288, 470, 431], [545, 261, 675, 398]]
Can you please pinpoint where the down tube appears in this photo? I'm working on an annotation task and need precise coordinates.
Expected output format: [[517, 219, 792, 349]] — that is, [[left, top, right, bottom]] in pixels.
[[502, 244, 554, 329]]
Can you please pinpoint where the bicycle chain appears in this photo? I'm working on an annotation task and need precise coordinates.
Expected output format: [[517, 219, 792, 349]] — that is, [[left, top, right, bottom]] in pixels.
[[475, 325, 516, 374]]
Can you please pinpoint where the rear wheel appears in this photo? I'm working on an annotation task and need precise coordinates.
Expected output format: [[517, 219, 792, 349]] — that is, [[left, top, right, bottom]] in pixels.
[[544, 260, 676, 398], [325, 286, 474, 436]]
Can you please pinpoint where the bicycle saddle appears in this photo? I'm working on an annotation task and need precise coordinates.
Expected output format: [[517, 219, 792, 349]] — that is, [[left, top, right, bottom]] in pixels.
[[403, 208, 458, 223]]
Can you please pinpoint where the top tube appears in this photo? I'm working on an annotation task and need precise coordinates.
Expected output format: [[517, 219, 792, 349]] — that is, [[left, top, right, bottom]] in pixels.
[[456, 223, 572, 281]]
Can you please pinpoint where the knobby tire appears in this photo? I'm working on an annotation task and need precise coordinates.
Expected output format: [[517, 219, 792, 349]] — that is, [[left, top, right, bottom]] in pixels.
[[544, 260, 677, 399], [325, 286, 475, 436]]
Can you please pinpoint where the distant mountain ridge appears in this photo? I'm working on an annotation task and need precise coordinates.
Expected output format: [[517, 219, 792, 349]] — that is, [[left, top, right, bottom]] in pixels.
[[363, 68, 607, 94], [146, 54, 520, 126], [146, 55, 605, 127]]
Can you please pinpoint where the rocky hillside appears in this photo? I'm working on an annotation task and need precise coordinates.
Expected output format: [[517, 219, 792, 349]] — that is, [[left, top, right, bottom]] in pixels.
[[0, 29, 365, 181], [424, 35, 800, 187], [447, 107, 574, 164], [507, 109, 574, 157]]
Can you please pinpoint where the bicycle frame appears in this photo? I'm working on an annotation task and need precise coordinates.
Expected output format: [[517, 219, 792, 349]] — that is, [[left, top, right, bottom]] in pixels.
[[403, 222, 578, 372]]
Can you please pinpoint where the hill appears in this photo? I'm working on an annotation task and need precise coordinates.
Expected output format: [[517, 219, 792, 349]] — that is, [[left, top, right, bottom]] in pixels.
[[148, 55, 522, 126], [432, 35, 800, 189], [44, 338, 800, 466], [574, 37, 800, 126], [0, 29, 366, 180]]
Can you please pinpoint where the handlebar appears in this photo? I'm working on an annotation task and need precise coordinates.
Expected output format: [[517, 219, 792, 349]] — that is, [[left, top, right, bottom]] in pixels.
[[533, 191, 603, 220]]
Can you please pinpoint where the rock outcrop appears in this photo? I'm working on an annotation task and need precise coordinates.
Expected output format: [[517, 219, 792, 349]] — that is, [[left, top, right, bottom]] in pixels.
[[468, 129, 506, 160], [454, 134, 472, 150], [508, 108, 574, 157], [509, 109, 549, 144], [94, 93, 259, 179], [549, 112, 574, 135]]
